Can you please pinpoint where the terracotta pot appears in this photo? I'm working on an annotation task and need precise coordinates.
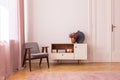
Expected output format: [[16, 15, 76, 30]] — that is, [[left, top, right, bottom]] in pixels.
[[71, 38, 76, 43]]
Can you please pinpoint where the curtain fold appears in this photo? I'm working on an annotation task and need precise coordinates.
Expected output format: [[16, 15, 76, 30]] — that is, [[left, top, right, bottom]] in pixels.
[[0, 0, 24, 79], [19, 0, 25, 68]]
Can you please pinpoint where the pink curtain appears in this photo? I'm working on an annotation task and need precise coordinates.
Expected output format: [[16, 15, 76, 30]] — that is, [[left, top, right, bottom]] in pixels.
[[0, 0, 24, 79]]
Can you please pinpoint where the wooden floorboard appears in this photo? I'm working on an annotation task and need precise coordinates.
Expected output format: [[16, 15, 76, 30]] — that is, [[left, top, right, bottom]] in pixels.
[[7, 62, 120, 80]]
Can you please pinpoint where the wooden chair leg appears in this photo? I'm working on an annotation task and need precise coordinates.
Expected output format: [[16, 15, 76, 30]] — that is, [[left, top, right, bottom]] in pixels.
[[39, 58, 42, 67], [22, 49, 27, 67], [22, 57, 26, 68], [27, 48, 31, 71], [24, 59, 26, 68], [28, 58, 31, 71], [46, 56, 50, 68]]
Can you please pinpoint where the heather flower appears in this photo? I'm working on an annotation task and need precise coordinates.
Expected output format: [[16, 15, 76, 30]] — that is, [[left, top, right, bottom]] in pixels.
[[69, 32, 78, 39]]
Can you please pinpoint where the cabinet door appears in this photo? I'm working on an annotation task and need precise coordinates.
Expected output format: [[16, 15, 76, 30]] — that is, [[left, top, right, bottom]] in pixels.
[[74, 44, 87, 60]]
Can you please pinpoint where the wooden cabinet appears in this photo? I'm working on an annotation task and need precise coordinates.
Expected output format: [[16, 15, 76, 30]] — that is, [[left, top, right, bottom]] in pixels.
[[51, 43, 87, 60]]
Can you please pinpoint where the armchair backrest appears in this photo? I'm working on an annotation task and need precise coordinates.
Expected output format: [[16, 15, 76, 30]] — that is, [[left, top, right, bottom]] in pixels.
[[25, 42, 40, 53]]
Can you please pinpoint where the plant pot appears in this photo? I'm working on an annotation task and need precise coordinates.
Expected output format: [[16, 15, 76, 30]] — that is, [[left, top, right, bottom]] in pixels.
[[71, 38, 76, 43]]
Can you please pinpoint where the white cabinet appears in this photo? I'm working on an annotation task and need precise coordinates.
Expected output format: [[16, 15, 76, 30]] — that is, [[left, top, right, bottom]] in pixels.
[[51, 43, 87, 60]]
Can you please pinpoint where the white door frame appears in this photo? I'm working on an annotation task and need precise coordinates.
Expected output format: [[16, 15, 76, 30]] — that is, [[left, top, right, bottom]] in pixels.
[[90, 0, 96, 62], [106, 0, 112, 61]]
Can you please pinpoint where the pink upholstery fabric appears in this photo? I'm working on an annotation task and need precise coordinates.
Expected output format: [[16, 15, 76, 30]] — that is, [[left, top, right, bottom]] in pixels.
[[0, 0, 24, 79], [28, 72, 120, 80]]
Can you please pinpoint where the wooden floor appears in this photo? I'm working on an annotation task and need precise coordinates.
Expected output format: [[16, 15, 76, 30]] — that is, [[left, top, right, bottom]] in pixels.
[[7, 62, 120, 80]]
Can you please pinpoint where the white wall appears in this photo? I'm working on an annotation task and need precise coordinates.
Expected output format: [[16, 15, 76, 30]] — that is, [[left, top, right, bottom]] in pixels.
[[27, 0, 89, 43], [25, 0, 111, 62]]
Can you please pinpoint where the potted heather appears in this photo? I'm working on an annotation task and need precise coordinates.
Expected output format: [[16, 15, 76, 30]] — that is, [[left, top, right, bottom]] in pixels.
[[69, 32, 78, 43]]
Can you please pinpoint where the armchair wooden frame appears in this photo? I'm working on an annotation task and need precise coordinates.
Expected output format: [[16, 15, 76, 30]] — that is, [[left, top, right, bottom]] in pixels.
[[22, 42, 49, 71]]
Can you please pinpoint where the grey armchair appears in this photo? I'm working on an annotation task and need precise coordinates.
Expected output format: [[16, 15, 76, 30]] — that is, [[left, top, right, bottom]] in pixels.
[[22, 42, 49, 71]]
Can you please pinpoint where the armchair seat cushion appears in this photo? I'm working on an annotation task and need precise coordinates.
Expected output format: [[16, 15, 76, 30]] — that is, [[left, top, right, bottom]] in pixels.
[[31, 53, 48, 59]]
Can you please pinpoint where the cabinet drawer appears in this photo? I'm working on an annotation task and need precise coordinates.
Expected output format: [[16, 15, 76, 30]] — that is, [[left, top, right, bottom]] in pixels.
[[51, 53, 74, 60]]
